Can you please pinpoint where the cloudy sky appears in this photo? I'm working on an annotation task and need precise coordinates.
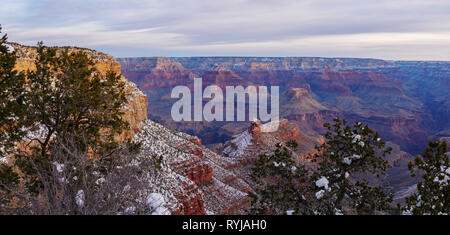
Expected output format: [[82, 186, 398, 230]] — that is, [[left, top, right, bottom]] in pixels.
[[1, 0, 450, 60]]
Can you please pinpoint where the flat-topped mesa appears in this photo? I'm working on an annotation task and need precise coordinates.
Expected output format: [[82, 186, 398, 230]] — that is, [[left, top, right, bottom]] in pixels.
[[223, 119, 321, 160], [118, 57, 185, 71], [117, 56, 397, 72], [8, 43, 148, 142]]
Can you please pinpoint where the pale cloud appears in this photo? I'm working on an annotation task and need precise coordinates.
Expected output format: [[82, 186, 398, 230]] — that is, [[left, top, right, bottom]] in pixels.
[[6, 22, 188, 48], [1, 0, 450, 60], [174, 32, 450, 60]]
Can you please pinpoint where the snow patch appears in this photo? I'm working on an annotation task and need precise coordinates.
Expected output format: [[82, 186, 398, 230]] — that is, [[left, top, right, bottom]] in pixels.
[[146, 193, 170, 215], [291, 166, 297, 174], [24, 124, 55, 140], [223, 130, 253, 158], [75, 190, 85, 207], [52, 162, 64, 173], [343, 157, 352, 165], [315, 190, 325, 199], [260, 120, 284, 133], [152, 206, 170, 215], [124, 206, 136, 214], [352, 134, 361, 143], [316, 176, 329, 190], [95, 177, 105, 185]]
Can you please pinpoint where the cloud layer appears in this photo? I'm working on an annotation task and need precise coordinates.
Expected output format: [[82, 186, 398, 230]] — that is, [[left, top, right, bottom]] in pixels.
[[1, 0, 450, 60]]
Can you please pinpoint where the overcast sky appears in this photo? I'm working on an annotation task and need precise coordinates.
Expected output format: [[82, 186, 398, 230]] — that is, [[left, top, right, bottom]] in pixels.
[[1, 0, 450, 60]]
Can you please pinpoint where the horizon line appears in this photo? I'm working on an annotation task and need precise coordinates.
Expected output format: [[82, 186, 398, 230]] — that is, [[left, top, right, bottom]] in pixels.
[[114, 55, 450, 63], [8, 41, 450, 63]]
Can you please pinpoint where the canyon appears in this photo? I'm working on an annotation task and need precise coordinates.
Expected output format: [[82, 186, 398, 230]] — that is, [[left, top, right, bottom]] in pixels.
[[117, 57, 450, 156], [117, 56, 450, 201], [7, 43, 448, 214]]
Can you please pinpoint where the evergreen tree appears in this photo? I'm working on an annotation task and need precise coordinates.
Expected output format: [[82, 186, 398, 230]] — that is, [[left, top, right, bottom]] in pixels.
[[311, 118, 393, 214], [0, 39, 132, 213], [0, 26, 28, 158], [250, 119, 394, 215], [0, 26, 28, 207], [403, 140, 449, 215], [23, 42, 128, 156], [13, 42, 129, 194], [250, 140, 313, 215]]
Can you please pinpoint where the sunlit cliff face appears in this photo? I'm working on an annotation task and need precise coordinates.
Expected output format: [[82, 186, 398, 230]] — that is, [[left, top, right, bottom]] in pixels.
[[9, 43, 148, 142]]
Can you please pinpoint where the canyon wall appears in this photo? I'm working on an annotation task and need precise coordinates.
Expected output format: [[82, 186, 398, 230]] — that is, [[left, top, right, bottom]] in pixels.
[[9, 43, 148, 141], [117, 57, 450, 155], [118, 56, 448, 199]]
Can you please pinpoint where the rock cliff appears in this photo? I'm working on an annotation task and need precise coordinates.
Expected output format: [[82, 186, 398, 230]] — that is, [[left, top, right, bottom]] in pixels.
[[8, 43, 148, 142], [135, 120, 252, 214]]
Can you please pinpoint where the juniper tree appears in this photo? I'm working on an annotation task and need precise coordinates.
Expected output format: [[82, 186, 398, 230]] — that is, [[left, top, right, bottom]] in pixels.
[[0, 26, 28, 158], [0, 26, 28, 207], [12, 42, 129, 194], [23, 42, 128, 155], [0, 40, 133, 213], [311, 118, 393, 215], [403, 140, 449, 215], [250, 140, 313, 215], [22, 135, 150, 214]]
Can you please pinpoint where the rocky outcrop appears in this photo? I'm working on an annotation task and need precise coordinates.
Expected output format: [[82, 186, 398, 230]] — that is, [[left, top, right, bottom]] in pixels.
[[135, 120, 252, 215], [219, 119, 321, 192], [280, 87, 329, 115], [9, 43, 148, 142], [10, 42, 122, 75], [119, 81, 148, 141], [222, 119, 322, 160]]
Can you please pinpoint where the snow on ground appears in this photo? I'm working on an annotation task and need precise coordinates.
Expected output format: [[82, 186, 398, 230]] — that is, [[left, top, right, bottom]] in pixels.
[[135, 119, 250, 214], [52, 162, 65, 173], [23, 124, 54, 140], [343, 157, 352, 165], [223, 129, 253, 158], [260, 119, 285, 133], [75, 190, 85, 207], [315, 190, 325, 199], [146, 193, 170, 215], [315, 176, 329, 190], [146, 193, 165, 209]]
